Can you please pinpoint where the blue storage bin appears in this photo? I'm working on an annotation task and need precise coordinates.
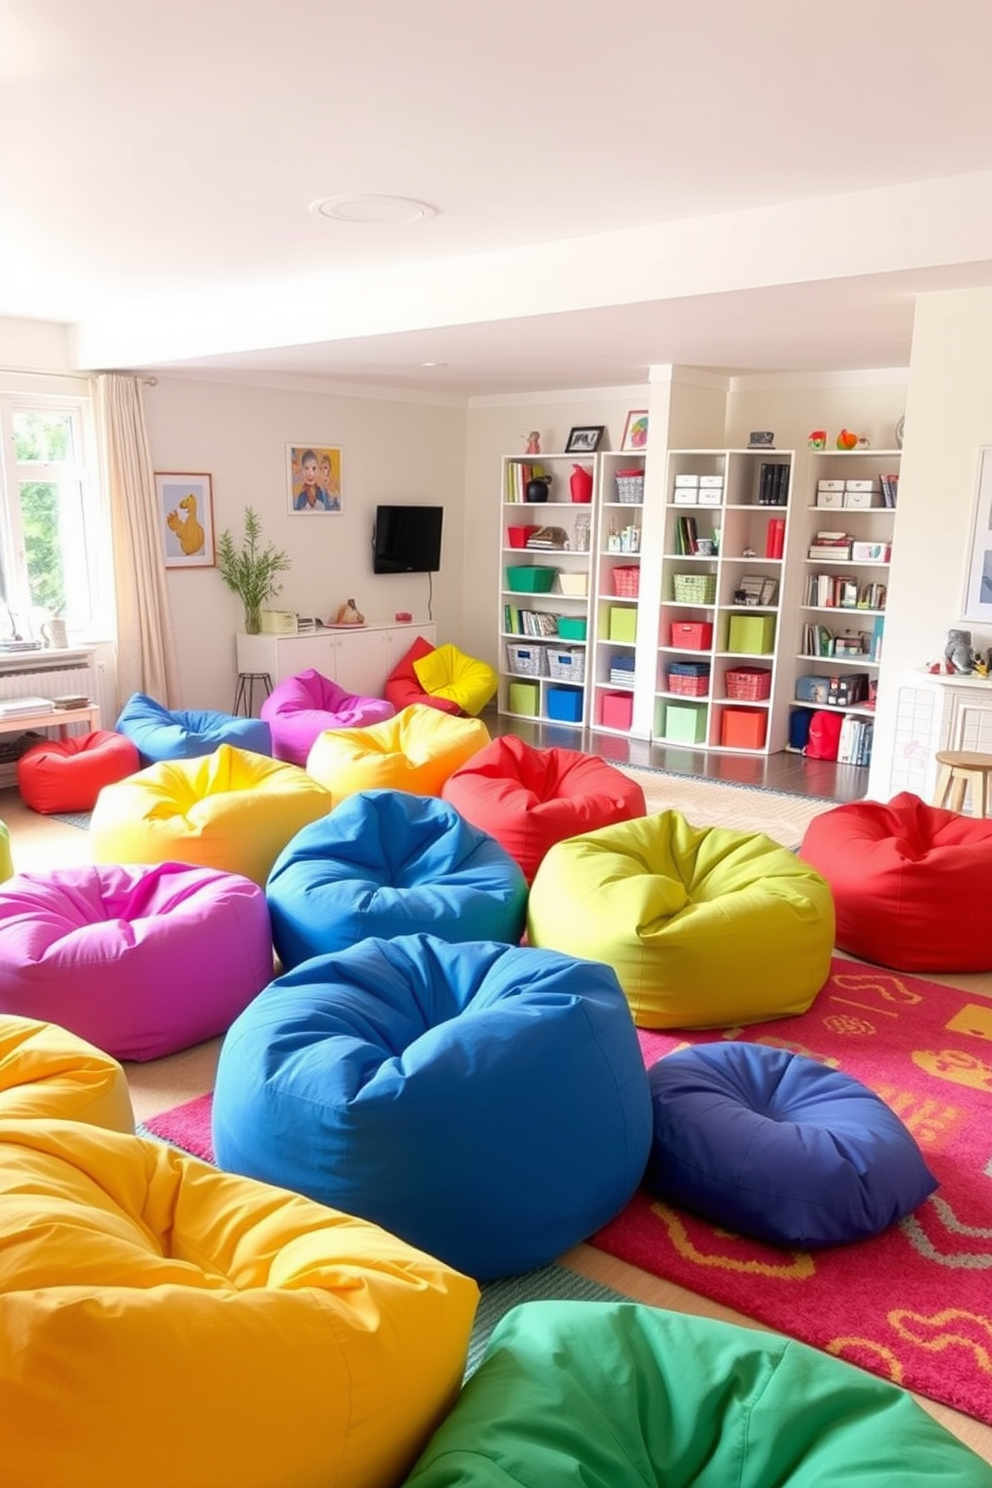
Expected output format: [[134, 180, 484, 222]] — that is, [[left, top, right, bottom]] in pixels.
[[546, 686, 584, 723]]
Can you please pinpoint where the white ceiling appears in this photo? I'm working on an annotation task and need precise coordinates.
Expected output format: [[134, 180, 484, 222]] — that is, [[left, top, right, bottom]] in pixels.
[[5, 0, 992, 397]]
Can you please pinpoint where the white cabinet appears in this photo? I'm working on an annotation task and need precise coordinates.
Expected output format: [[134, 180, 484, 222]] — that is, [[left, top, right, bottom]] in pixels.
[[236, 621, 436, 706]]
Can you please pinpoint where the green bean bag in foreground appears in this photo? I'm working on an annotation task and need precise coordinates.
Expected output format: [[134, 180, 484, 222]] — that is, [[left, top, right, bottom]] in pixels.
[[405, 1301, 992, 1488]]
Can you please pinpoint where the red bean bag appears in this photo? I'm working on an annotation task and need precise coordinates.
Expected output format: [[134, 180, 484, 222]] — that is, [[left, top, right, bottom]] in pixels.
[[442, 735, 646, 883], [16, 729, 140, 814], [385, 637, 463, 716], [799, 790, 992, 972]]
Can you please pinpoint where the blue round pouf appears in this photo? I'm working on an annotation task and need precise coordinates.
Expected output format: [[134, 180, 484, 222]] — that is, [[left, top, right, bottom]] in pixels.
[[646, 1043, 937, 1247], [116, 692, 270, 763], [266, 789, 528, 967], [212, 934, 653, 1281]]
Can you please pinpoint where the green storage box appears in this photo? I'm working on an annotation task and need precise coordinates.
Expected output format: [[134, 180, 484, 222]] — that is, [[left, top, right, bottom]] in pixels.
[[661, 701, 708, 744], [608, 606, 637, 643], [728, 613, 776, 654], [508, 681, 539, 715], [557, 616, 588, 641], [506, 566, 559, 593]]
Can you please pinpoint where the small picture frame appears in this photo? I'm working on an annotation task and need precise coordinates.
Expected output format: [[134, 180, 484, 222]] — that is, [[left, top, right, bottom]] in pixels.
[[565, 425, 605, 454], [621, 410, 649, 452], [287, 443, 342, 513], [156, 473, 215, 568]]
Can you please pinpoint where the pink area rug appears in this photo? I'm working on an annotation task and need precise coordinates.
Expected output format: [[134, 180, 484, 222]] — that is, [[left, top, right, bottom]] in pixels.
[[141, 958, 992, 1425]]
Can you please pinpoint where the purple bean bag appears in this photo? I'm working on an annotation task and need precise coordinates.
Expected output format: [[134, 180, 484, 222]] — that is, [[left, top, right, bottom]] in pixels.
[[261, 669, 396, 765], [0, 863, 274, 1061]]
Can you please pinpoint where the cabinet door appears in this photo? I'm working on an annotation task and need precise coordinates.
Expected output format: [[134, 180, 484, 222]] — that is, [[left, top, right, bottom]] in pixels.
[[277, 636, 337, 681], [332, 629, 390, 696]]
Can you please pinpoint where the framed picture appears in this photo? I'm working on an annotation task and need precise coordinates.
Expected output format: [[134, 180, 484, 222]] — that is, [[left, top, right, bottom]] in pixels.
[[287, 443, 342, 513], [621, 409, 649, 452], [564, 425, 605, 454], [963, 446, 992, 620], [156, 473, 215, 568]]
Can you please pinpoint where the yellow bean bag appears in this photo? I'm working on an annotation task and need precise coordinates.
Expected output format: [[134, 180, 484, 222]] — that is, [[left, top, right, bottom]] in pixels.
[[90, 743, 331, 887], [0, 819, 11, 883], [528, 810, 834, 1029], [0, 1119, 479, 1488], [412, 643, 498, 716], [307, 704, 491, 803], [0, 1014, 133, 1132]]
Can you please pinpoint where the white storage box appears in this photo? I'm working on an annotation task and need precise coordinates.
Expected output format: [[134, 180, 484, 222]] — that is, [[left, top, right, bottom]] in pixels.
[[697, 489, 723, 506], [852, 541, 891, 562], [674, 473, 700, 486], [556, 572, 589, 597], [816, 491, 844, 508], [844, 490, 875, 509], [845, 479, 874, 491], [698, 475, 725, 488], [817, 479, 845, 492]]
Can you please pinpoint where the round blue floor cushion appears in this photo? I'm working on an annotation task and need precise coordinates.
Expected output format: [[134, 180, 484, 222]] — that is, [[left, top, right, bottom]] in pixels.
[[265, 788, 528, 968], [404, 1301, 992, 1487], [645, 1043, 937, 1247], [115, 692, 270, 764], [212, 934, 652, 1281]]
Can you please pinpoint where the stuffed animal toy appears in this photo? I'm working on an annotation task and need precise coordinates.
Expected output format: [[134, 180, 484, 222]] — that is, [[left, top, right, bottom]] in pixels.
[[944, 628, 975, 674]]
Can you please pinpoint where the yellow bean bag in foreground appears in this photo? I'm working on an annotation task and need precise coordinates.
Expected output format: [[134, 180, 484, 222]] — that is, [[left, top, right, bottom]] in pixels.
[[412, 643, 498, 716], [90, 743, 331, 887], [307, 704, 490, 803], [0, 1014, 133, 1132], [528, 810, 834, 1029], [0, 1120, 478, 1488]]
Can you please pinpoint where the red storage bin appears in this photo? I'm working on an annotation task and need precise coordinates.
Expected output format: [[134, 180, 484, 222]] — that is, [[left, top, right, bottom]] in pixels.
[[601, 691, 633, 730], [669, 621, 713, 651], [721, 708, 767, 749]]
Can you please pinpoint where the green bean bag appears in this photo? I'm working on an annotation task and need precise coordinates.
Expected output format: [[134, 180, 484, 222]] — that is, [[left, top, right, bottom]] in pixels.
[[527, 811, 834, 1028], [0, 819, 11, 884], [405, 1301, 992, 1488]]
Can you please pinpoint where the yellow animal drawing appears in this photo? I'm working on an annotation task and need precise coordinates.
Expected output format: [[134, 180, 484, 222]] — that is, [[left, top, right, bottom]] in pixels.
[[167, 493, 205, 556]]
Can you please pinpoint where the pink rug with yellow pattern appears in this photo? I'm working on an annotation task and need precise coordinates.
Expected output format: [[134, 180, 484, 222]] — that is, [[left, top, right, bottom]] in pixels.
[[591, 958, 992, 1425]]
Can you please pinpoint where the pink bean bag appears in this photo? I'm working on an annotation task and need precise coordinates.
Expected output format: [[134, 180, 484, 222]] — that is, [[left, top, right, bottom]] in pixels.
[[16, 729, 140, 814], [442, 735, 646, 883], [799, 790, 992, 972], [261, 669, 395, 765], [0, 863, 274, 1060]]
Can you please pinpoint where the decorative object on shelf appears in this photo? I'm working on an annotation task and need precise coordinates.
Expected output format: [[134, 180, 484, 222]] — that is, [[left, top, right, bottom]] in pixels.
[[41, 614, 68, 650], [395, 610, 413, 622], [333, 598, 365, 626], [856, 436, 872, 449], [525, 474, 553, 503], [944, 628, 975, 675], [621, 410, 649, 452], [747, 431, 775, 449], [569, 464, 593, 503], [217, 506, 291, 636], [565, 425, 605, 454], [836, 429, 859, 450], [156, 472, 216, 569], [524, 431, 541, 455], [895, 415, 905, 449], [807, 430, 827, 449]]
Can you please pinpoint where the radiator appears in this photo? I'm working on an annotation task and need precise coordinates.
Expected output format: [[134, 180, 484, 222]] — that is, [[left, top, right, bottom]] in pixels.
[[0, 656, 99, 786]]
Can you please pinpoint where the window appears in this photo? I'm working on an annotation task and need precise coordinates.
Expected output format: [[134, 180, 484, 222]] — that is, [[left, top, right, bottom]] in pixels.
[[0, 393, 111, 642]]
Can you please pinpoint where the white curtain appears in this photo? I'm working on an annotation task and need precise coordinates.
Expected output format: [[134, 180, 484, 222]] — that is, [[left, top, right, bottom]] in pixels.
[[93, 373, 181, 709]]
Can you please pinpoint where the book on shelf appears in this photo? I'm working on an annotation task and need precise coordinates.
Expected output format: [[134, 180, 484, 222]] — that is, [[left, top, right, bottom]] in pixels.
[[879, 473, 899, 507], [758, 462, 790, 506], [764, 517, 786, 559]]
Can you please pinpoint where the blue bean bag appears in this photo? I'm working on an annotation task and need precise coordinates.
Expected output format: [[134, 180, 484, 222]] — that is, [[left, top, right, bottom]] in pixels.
[[266, 789, 528, 968], [646, 1043, 938, 1247], [212, 935, 652, 1281], [116, 692, 270, 764]]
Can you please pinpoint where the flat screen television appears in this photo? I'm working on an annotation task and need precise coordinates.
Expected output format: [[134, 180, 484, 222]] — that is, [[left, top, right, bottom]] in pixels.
[[373, 504, 443, 574]]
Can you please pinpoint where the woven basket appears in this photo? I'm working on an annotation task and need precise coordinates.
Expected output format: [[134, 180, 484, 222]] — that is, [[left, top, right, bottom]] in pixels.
[[616, 473, 644, 504], [668, 671, 709, 697], [673, 573, 717, 604], [505, 642, 545, 677], [547, 648, 586, 683], [725, 666, 772, 701], [611, 565, 640, 598]]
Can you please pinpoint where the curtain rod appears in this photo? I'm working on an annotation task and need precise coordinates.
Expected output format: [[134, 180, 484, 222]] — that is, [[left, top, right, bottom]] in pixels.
[[0, 366, 157, 384]]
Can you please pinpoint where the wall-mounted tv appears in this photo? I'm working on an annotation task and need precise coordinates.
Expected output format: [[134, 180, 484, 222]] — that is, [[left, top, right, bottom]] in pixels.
[[373, 504, 443, 574]]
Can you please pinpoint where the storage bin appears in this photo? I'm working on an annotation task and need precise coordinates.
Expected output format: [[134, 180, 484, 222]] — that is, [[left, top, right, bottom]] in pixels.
[[506, 566, 559, 593], [667, 662, 710, 697], [508, 681, 539, 715], [795, 674, 830, 704], [601, 691, 634, 730], [725, 666, 772, 701], [506, 525, 532, 549], [547, 648, 586, 683], [727, 613, 776, 653], [611, 565, 640, 598], [546, 686, 584, 723], [616, 471, 644, 504], [608, 607, 638, 643], [505, 642, 546, 677], [669, 621, 713, 651], [720, 708, 767, 750], [556, 616, 588, 641], [556, 572, 589, 597], [661, 702, 708, 744], [673, 573, 717, 604]]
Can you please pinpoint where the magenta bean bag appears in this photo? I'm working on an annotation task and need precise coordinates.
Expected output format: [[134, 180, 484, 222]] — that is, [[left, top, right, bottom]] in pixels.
[[0, 863, 274, 1061], [261, 669, 395, 766]]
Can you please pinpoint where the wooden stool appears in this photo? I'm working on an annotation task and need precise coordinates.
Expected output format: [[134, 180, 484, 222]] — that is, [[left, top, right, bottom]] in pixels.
[[932, 750, 992, 816]]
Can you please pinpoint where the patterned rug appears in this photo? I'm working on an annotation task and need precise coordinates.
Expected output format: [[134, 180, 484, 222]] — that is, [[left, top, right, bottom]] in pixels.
[[592, 959, 992, 1425], [616, 764, 832, 850]]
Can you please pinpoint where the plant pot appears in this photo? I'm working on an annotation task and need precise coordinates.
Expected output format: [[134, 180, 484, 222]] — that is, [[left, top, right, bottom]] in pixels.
[[244, 605, 261, 635]]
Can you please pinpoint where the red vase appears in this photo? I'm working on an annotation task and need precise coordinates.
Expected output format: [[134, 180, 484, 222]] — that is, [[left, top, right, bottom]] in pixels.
[[570, 464, 593, 503]]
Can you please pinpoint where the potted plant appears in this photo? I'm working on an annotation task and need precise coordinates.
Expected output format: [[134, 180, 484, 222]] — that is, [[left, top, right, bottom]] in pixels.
[[216, 506, 290, 635]]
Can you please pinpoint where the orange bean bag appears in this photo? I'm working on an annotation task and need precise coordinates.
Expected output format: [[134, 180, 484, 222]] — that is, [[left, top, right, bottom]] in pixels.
[[16, 730, 140, 814]]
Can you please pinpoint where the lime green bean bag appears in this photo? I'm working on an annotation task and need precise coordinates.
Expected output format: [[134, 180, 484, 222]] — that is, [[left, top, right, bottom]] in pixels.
[[405, 1301, 992, 1488], [527, 811, 834, 1028], [0, 819, 11, 884]]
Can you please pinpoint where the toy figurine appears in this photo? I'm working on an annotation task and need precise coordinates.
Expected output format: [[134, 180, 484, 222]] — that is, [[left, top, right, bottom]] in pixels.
[[807, 430, 826, 449], [524, 431, 541, 455], [944, 628, 975, 674]]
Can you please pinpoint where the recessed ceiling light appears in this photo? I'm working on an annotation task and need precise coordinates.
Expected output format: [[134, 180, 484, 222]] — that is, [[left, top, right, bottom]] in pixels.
[[421, 361, 448, 368], [308, 195, 438, 225]]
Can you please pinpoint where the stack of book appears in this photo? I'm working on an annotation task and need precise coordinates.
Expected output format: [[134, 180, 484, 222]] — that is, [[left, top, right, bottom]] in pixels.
[[52, 693, 91, 710], [757, 463, 790, 505], [808, 531, 853, 560], [837, 715, 874, 766], [0, 695, 54, 718], [879, 473, 899, 507]]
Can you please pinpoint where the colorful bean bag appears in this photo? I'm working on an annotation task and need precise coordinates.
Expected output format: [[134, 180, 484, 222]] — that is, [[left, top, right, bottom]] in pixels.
[[385, 636, 463, 716], [443, 735, 646, 882], [306, 704, 490, 803], [800, 791, 992, 972], [646, 1043, 937, 1246], [90, 743, 331, 887], [16, 728, 139, 813], [0, 1118, 478, 1488], [405, 1301, 992, 1488], [116, 691, 271, 764], [527, 810, 834, 1028], [266, 789, 528, 968], [0, 1015, 133, 1132], [412, 642, 498, 716], [0, 862, 274, 1061], [260, 668, 395, 766], [0, 819, 11, 884], [213, 935, 652, 1281]]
